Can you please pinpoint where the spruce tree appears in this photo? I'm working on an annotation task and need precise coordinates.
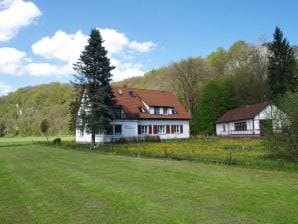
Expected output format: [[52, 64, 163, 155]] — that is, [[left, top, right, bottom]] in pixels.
[[267, 27, 297, 99], [73, 29, 115, 148]]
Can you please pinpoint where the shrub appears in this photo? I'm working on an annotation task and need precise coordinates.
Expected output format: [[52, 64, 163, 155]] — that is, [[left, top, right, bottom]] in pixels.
[[53, 138, 62, 145], [265, 92, 298, 161]]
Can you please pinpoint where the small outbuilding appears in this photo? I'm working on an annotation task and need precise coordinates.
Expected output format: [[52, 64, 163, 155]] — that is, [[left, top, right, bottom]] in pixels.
[[216, 102, 278, 137]]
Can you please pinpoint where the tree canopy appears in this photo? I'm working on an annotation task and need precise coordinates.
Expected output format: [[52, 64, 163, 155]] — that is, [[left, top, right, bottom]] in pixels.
[[267, 27, 297, 99]]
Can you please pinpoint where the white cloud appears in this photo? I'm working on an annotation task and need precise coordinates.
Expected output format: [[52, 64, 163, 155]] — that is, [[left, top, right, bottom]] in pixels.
[[0, 81, 12, 95], [129, 40, 156, 53], [99, 28, 129, 54], [25, 62, 73, 76], [0, 47, 27, 74], [0, 28, 156, 80], [111, 58, 144, 81], [32, 30, 88, 63], [0, 0, 41, 41]]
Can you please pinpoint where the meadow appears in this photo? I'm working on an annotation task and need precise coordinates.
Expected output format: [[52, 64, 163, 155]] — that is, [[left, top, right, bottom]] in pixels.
[[0, 137, 297, 223], [55, 137, 297, 171]]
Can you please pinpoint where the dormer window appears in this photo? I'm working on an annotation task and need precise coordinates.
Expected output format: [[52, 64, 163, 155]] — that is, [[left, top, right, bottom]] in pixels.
[[154, 107, 160, 115], [172, 108, 177, 114], [163, 107, 168, 115], [129, 91, 136, 97]]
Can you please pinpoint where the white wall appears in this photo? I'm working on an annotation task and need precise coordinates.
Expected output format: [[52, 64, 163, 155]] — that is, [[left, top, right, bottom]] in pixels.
[[216, 119, 254, 136], [76, 119, 190, 143], [76, 120, 138, 143]]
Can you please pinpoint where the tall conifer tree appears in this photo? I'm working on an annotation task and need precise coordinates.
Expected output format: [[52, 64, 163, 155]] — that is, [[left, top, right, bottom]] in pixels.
[[73, 29, 115, 147], [267, 27, 297, 99]]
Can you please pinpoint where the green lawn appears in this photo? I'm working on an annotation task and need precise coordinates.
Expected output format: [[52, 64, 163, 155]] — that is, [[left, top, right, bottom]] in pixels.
[[0, 135, 74, 145], [0, 142, 297, 223]]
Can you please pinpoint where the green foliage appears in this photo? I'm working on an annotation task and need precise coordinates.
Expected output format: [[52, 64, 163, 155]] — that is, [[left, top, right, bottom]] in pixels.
[[40, 119, 50, 135], [73, 29, 115, 146], [267, 27, 297, 99], [171, 57, 209, 114], [206, 47, 229, 76], [265, 92, 298, 161], [0, 82, 73, 136], [0, 121, 6, 137], [192, 78, 234, 134]]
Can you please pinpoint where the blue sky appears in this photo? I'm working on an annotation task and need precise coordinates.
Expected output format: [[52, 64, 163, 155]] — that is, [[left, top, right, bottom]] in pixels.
[[0, 0, 297, 95]]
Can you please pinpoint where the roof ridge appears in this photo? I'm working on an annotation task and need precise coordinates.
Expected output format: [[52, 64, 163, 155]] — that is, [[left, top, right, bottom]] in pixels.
[[113, 86, 173, 94]]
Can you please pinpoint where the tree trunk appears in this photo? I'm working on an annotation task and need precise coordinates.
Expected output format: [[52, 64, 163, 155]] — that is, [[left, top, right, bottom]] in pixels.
[[91, 132, 96, 149]]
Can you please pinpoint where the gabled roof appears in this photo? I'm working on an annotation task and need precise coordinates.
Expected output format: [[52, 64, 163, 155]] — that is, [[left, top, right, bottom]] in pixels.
[[216, 102, 270, 124], [112, 86, 191, 120]]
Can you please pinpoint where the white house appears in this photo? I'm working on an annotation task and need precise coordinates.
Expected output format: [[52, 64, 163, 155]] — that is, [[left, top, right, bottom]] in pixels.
[[216, 102, 280, 137], [76, 86, 191, 143]]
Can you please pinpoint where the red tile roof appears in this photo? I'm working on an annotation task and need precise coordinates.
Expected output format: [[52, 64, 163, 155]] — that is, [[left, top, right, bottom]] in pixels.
[[112, 86, 191, 120], [216, 102, 270, 124]]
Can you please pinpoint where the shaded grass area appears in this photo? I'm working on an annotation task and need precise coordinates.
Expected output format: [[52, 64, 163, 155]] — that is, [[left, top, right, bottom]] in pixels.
[[1, 143, 297, 223]]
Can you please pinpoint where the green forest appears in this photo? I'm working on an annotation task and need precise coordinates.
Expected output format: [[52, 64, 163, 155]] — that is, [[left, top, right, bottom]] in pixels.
[[0, 28, 297, 137], [0, 83, 73, 136]]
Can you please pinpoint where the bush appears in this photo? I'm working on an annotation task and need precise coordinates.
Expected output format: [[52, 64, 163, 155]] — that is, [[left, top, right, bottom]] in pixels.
[[265, 92, 298, 161], [0, 121, 6, 137], [113, 135, 161, 143], [53, 138, 62, 145]]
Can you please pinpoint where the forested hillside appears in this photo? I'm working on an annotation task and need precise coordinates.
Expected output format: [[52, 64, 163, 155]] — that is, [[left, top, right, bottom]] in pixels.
[[0, 83, 73, 136]]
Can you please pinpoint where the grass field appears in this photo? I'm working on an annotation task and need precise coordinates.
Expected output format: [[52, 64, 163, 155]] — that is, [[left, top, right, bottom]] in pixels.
[[1, 140, 297, 223]]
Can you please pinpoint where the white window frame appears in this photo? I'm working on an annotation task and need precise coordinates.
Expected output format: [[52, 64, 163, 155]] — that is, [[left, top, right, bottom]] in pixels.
[[163, 107, 168, 115], [141, 125, 148, 134], [173, 125, 180, 133], [114, 125, 122, 135], [154, 107, 160, 115], [158, 125, 165, 134]]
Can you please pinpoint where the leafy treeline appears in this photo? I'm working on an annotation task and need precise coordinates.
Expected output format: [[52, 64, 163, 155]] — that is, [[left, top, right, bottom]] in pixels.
[[0, 82, 73, 136], [116, 28, 298, 134]]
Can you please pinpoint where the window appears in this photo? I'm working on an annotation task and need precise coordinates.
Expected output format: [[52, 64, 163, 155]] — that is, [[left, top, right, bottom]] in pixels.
[[79, 129, 84, 136], [114, 107, 122, 119], [157, 125, 165, 134], [129, 91, 136, 97], [114, 125, 122, 135], [223, 124, 226, 132], [106, 125, 122, 135], [163, 107, 168, 115], [154, 107, 160, 115], [234, 122, 247, 131], [140, 125, 148, 134], [172, 107, 177, 114], [173, 125, 180, 133]]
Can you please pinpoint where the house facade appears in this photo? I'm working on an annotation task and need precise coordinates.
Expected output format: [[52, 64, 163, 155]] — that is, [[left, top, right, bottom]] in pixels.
[[76, 86, 191, 143], [216, 102, 278, 137]]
